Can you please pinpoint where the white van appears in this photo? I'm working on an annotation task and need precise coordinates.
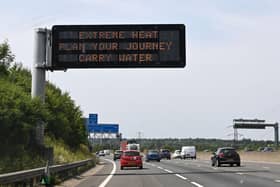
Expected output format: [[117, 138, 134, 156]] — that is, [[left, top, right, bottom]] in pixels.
[[181, 146, 196, 159]]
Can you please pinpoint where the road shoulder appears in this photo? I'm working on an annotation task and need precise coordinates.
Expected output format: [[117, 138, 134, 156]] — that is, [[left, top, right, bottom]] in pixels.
[[55, 162, 105, 187]]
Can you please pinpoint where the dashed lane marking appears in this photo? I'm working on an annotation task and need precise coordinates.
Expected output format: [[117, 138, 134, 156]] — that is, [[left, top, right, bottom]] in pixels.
[[191, 181, 204, 187], [236, 172, 244, 175], [164, 169, 173, 173], [157, 166, 163, 169], [175, 174, 187, 180]]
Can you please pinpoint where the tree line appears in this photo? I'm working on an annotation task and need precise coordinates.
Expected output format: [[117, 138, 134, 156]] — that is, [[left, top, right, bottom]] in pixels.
[[0, 41, 88, 172]]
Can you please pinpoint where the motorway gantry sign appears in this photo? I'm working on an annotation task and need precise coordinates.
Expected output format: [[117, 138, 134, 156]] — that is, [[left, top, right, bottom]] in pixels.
[[50, 24, 186, 69]]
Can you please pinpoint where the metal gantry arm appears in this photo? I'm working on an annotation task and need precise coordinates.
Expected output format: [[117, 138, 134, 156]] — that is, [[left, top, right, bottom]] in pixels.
[[233, 119, 279, 149]]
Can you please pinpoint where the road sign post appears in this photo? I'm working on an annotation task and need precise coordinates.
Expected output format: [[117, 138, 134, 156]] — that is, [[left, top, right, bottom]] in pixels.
[[32, 28, 48, 146]]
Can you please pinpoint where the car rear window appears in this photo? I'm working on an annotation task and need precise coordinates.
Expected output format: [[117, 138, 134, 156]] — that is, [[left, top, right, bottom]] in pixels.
[[115, 150, 122, 154], [149, 150, 159, 154], [124, 151, 140, 156], [221, 149, 237, 154]]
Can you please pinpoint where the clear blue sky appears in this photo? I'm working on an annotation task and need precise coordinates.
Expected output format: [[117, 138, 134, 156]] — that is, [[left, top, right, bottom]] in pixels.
[[1, 0, 280, 140]]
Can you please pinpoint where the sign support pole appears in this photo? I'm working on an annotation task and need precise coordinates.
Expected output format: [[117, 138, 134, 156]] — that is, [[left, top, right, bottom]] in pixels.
[[32, 28, 47, 146]]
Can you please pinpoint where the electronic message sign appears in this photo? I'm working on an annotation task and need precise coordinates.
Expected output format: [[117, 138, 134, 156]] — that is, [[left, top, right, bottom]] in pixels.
[[51, 24, 185, 69]]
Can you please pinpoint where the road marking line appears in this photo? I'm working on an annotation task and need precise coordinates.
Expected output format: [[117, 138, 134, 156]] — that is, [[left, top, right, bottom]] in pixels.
[[98, 159, 116, 187], [191, 181, 204, 187], [212, 167, 218, 170], [157, 166, 163, 169], [275, 180, 280, 183], [175, 174, 187, 180], [236, 172, 244, 175], [164, 169, 173, 173], [263, 166, 270, 169]]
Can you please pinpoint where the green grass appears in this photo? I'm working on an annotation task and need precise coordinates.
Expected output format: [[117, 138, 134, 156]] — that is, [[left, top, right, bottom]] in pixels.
[[0, 137, 95, 174], [45, 136, 95, 164]]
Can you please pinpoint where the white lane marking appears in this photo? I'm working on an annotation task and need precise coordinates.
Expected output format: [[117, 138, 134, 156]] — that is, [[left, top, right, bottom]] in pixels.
[[191, 181, 204, 187], [236, 172, 244, 175], [157, 166, 163, 169], [275, 180, 280, 183], [164, 169, 173, 173], [212, 167, 218, 170], [98, 159, 116, 187], [263, 166, 270, 169], [175, 174, 187, 180]]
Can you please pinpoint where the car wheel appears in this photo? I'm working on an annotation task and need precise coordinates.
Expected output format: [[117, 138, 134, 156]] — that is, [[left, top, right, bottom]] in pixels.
[[146, 160, 149, 162], [157, 159, 160, 162], [230, 164, 233, 167], [211, 162, 215, 167], [120, 166, 124, 170], [237, 163, 240, 167], [139, 166, 143, 169]]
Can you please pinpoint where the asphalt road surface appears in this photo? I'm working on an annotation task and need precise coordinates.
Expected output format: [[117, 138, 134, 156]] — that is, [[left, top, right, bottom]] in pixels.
[[77, 156, 280, 187]]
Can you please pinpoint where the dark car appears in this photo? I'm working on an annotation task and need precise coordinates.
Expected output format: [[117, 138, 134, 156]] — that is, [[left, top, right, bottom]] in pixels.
[[113, 150, 123, 160], [146, 150, 161, 162], [211, 147, 240, 167], [160, 149, 171, 160]]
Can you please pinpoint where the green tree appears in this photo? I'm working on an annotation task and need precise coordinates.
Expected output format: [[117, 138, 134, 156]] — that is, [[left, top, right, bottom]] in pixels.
[[0, 40, 14, 75]]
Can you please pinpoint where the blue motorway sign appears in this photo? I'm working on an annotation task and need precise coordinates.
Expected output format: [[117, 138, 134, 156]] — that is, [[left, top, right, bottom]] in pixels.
[[88, 124, 119, 133], [89, 113, 98, 125]]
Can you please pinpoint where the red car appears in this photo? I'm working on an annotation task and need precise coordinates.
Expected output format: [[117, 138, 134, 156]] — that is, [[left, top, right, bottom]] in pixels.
[[120, 150, 143, 170]]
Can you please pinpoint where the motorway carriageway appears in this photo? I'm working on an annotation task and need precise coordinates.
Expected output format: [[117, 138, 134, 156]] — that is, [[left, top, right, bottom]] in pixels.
[[76, 156, 280, 187]]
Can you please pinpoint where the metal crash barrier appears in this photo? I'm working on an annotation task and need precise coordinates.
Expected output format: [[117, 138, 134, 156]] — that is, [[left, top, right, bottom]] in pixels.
[[0, 159, 94, 186]]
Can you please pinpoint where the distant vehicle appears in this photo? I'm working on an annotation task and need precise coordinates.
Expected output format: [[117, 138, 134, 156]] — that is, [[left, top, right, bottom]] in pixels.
[[263, 147, 274, 152], [211, 147, 240, 167], [120, 141, 128, 151], [172, 150, 181, 159], [160, 149, 171, 160], [258, 147, 265, 152], [146, 150, 161, 162], [181, 146, 196, 159], [120, 150, 143, 170], [127, 143, 140, 151], [104, 149, 110, 155], [113, 150, 123, 161], [98, 150, 105, 157]]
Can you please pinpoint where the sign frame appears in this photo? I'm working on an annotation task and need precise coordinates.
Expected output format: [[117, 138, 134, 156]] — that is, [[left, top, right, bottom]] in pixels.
[[50, 24, 186, 70]]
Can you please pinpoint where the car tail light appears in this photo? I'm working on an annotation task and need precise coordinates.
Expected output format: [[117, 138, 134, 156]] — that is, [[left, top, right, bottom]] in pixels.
[[218, 153, 224, 158]]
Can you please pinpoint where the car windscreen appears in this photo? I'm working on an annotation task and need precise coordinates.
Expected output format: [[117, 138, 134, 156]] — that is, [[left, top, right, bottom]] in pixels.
[[124, 151, 140, 156], [115, 151, 123, 154]]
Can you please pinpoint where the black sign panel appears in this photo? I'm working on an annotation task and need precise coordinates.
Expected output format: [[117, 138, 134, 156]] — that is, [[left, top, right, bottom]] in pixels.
[[51, 24, 185, 69], [233, 124, 266, 129]]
